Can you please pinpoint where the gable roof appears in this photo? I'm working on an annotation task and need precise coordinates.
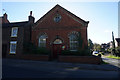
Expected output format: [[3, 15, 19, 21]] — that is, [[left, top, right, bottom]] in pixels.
[[35, 4, 89, 26]]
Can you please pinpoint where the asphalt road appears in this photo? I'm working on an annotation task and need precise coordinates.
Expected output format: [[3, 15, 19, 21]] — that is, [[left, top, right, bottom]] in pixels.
[[2, 58, 120, 79], [102, 56, 120, 68]]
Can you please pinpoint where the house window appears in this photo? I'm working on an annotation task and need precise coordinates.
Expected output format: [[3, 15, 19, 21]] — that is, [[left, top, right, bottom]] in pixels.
[[38, 34, 47, 47], [11, 27, 18, 37], [10, 41, 17, 54], [69, 34, 79, 51]]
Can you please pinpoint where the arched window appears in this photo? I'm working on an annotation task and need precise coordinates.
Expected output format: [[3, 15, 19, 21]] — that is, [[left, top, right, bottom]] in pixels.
[[69, 32, 79, 51], [53, 39, 63, 44], [38, 34, 47, 47]]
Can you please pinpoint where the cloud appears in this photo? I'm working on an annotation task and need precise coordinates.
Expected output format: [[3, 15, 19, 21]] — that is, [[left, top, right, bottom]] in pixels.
[[104, 30, 112, 33]]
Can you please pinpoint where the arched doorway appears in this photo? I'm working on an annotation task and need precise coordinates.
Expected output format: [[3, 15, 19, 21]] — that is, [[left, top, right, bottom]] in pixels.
[[52, 39, 63, 59]]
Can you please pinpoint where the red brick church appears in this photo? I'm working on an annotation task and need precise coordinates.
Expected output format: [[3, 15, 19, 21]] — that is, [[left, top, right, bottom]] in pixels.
[[2, 4, 89, 59]]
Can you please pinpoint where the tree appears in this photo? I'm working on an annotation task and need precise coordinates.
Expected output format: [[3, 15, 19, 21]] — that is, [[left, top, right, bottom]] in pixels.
[[88, 39, 93, 50], [93, 43, 101, 51]]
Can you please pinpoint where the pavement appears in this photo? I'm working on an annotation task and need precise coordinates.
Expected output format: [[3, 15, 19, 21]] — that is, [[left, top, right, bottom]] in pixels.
[[2, 58, 120, 79]]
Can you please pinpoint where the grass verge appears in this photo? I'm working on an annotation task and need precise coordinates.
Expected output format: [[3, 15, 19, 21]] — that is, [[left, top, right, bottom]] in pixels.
[[106, 54, 120, 59]]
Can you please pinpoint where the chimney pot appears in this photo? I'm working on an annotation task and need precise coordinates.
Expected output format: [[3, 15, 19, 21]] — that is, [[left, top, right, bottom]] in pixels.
[[30, 11, 32, 16], [4, 13, 7, 19], [28, 11, 35, 23]]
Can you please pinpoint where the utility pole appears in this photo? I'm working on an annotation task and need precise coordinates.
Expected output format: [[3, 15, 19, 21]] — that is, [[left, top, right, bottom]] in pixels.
[[112, 31, 116, 55]]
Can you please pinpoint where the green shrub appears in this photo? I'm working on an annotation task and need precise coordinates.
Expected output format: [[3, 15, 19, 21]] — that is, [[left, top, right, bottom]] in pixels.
[[61, 50, 79, 56], [115, 47, 120, 57], [107, 54, 120, 59], [36, 47, 50, 55], [23, 42, 37, 54], [61, 49, 91, 56], [23, 42, 50, 55]]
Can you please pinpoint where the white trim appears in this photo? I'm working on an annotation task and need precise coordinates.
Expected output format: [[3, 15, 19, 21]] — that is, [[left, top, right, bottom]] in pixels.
[[10, 41, 17, 54], [38, 34, 47, 47], [68, 31, 79, 38], [11, 27, 18, 37], [69, 32, 79, 50]]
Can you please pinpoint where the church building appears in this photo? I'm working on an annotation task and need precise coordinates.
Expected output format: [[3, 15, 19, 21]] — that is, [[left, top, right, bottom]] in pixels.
[[2, 4, 89, 59]]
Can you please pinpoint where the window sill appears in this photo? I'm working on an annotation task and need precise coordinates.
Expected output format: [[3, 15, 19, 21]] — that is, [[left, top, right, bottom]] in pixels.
[[70, 50, 78, 51], [11, 36, 17, 37], [9, 52, 16, 54]]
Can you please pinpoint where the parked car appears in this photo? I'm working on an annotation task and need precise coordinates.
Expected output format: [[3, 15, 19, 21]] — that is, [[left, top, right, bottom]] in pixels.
[[92, 51, 101, 57]]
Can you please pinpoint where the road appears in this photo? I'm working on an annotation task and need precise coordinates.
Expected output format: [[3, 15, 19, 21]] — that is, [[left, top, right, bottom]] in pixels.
[[2, 58, 120, 79], [102, 56, 120, 68]]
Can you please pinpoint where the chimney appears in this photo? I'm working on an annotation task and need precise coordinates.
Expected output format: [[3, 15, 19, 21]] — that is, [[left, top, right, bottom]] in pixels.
[[28, 11, 35, 23], [30, 11, 32, 16], [4, 13, 7, 19], [2, 13, 9, 23]]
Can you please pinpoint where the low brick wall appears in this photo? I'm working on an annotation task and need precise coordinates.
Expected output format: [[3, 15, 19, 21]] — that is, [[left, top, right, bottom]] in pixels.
[[58, 55, 102, 64], [20, 54, 49, 61]]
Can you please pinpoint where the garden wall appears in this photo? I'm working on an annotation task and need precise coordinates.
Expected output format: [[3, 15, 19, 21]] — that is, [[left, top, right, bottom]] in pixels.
[[20, 54, 49, 61], [58, 56, 102, 64], [6, 54, 102, 64]]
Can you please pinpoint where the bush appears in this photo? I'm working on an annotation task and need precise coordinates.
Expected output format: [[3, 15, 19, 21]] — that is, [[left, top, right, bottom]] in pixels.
[[61, 49, 91, 56], [36, 47, 50, 55], [115, 47, 120, 57], [61, 50, 79, 56], [23, 42, 50, 55], [79, 49, 91, 56], [23, 42, 37, 54]]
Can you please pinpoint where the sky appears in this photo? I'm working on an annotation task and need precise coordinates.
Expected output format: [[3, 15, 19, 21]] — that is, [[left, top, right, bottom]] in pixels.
[[0, 1, 118, 44]]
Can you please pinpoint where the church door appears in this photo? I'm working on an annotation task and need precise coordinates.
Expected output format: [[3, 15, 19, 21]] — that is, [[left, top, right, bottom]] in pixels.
[[52, 39, 63, 59]]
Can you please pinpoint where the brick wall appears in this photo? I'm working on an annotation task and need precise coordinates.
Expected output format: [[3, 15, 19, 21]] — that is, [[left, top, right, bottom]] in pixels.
[[2, 27, 10, 57], [58, 56, 102, 64], [2, 22, 32, 58], [32, 7, 88, 50]]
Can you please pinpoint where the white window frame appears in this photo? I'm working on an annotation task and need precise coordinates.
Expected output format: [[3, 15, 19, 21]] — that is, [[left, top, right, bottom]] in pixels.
[[11, 27, 18, 37], [10, 41, 17, 54], [38, 35, 47, 47], [69, 34, 79, 51]]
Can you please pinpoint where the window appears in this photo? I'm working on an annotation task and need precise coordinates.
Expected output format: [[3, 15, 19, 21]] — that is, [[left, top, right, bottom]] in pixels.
[[69, 34, 79, 51], [38, 34, 47, 47], [53, 39, 62, 44], [10, 41, 17, 54], [54, 14, 61, 22], [11, 27, 18, 37]]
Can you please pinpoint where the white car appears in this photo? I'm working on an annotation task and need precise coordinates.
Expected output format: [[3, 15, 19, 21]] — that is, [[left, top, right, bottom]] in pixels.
[[92, 51, 99, 56]]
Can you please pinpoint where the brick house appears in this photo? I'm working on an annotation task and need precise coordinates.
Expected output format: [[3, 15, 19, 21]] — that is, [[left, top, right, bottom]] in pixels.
[[2, 12, 34, 58], [2, 4, 89, 59]]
